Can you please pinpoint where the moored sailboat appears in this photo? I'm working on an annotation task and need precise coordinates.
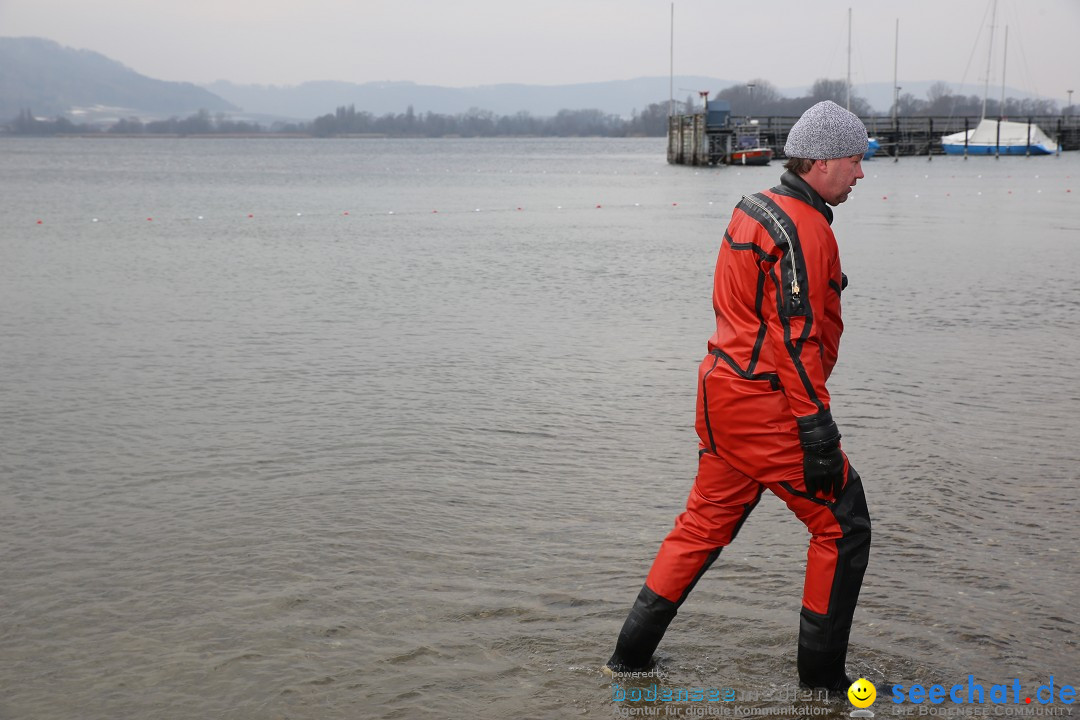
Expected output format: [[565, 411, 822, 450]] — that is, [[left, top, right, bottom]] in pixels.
[[844, 9, 878, 160], [941, 119, 1057, 155], [940, 0, 1057, 156]]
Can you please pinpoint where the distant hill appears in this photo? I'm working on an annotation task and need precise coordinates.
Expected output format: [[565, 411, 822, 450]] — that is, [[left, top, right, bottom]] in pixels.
[[0, 37, 236, 122], [203, 76, 740, 121], [1, 36, 1056, 127]]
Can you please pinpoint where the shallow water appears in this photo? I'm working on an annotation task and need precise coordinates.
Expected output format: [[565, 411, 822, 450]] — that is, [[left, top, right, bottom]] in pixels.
[[2, 138, 1078, 719]]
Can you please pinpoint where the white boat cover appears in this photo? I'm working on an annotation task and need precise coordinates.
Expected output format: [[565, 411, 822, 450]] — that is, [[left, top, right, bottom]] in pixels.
[[942, 118, 1058, 150]]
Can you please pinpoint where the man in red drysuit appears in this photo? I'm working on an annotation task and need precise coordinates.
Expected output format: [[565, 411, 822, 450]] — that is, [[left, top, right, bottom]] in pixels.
[[605, 100, 872, 691]]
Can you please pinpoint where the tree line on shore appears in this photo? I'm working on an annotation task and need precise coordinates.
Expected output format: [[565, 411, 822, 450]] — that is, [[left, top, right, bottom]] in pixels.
[[4, 104, 669, 137], [719, 78, 1065, 119], [4, 78, 1072, 138]]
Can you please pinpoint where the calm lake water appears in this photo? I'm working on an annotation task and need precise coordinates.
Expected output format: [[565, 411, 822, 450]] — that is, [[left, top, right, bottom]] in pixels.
[[1, 137, 1078, 719]]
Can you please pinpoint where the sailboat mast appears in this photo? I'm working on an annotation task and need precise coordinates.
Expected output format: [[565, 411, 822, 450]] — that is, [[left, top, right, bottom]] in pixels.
[[846, 7, 852, 110], [892, 18, 899, 124], [669, 2, 674, 117], [981, 0, 997, 120], [999, 25, 1008, 116]]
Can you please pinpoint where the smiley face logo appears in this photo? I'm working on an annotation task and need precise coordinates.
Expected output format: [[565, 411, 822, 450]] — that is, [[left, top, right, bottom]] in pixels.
[[848, 678, 876, 708]]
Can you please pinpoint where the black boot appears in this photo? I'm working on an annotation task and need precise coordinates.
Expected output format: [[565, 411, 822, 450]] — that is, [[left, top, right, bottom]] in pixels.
[[605, 585, 678, 672], [797, 644, 852, 691]]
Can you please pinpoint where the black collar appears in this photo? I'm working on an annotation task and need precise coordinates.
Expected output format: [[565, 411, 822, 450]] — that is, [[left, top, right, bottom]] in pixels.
[[774, 171, 833, 226]]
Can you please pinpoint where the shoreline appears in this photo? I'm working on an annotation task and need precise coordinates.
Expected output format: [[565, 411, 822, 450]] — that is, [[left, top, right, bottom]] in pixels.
[[0, 132, 662, 140]]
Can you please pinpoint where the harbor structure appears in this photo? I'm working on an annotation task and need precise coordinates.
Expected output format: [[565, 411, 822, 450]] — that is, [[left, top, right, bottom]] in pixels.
[[668, 110, 1080, 165]]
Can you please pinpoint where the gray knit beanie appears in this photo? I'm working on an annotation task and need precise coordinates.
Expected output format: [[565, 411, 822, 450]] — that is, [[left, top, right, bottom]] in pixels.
[[784, 100, 869, 159]]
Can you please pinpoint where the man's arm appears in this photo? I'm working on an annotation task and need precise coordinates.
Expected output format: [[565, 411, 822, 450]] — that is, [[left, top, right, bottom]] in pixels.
[[761, 218, 846, 497]]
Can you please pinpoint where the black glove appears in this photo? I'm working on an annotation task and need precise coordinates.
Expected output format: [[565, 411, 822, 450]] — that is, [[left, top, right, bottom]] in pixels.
[[797, 410, 846, 498]]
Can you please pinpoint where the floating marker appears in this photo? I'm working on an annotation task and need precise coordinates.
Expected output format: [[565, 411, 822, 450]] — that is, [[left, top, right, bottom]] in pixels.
[[198, 216, 204, 220], [92, 218, 98, 222], [37, 220, 42, 224]]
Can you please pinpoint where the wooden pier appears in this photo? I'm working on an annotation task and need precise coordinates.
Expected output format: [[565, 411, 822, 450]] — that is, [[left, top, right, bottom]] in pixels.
[[668, 113, 1080, 165]]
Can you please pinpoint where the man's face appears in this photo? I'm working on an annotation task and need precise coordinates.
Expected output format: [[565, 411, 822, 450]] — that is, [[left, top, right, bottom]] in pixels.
[[818, 154, 865, 206]]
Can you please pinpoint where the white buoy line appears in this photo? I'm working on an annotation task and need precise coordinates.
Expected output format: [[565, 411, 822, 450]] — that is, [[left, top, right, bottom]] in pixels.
[[28, 201, 699, 226], [25, 182, 1075, 226]]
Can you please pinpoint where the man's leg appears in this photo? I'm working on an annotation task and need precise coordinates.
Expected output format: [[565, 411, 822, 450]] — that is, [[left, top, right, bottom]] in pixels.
[[772, 465, 871, 689], [606, 452, 764, 671]]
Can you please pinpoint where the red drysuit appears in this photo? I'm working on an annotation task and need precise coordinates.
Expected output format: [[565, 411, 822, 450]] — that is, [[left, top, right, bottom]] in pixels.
[[608, 170, 871, 688]]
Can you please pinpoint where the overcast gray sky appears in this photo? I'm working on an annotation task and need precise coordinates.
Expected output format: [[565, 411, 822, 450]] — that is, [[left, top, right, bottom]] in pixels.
[[3, 0, 1077, 100]]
